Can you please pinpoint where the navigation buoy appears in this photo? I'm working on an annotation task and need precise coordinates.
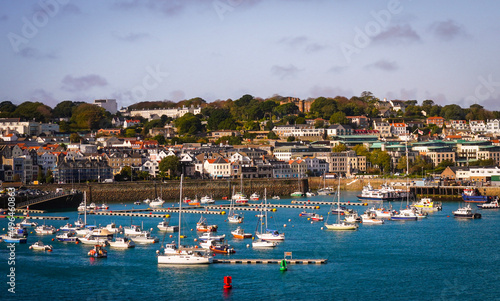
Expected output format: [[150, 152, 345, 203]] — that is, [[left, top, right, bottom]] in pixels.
[[280, 259, 287, 271], [246, 244, 250, 248], [221, 211, 226, 215], [51, 238, 54, 241], [272, 208, 277, 212], [288, 219, 291, 222], [283, 224, 287, 227], [165, 214, 170, 218], [169, 235, 173, 238], [320, 227, 324, 230], [75, 241, 79, 244], [194, 238, 198, 242], [310, 221, 313, 224], [223, 276, 232, 289]]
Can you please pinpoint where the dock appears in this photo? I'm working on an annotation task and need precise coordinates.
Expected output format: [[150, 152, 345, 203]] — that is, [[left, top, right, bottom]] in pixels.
[[0, 215, 68, 220], [291, 200, 367, 206], [213, 258, 327, 264]]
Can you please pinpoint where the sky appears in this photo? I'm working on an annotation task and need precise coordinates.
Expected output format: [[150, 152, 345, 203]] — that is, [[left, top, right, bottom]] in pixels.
[[1, 0, 500, 110]]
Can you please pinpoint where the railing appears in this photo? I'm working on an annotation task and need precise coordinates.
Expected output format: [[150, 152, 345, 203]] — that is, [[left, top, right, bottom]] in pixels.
[[16, 191, 78, 208]]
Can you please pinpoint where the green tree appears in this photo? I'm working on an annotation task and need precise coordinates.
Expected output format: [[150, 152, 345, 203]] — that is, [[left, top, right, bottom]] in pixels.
[[125, 128, 136, 138], [332, 144, 348, 152], [37, 168, 45, 184], [159, 155, 181, 177], [59, 120, 70, 132], [53, 101, 82, 118], [215, 135, 242, 145], [71, 103, 107, 130], [13, 101, 52, 122], [295, 117, 306, 124], [267, 131, 279, 139], [152, 134, 166, 145], [45, 169, 54, 184], [175, 113, 202, 135], [287, 136, 295, 142], [314, 119, 325, 128], [70, 133, 81, 143], [369, 150, 391, 174]]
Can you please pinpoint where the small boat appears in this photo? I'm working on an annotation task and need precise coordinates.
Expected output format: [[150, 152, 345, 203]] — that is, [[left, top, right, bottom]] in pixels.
[[368, 207, 393, 219], [59, 223, 82, 232], [252, 239, 277, 248], [209, 241, 235, 254], [29, 241, 53, 251], [134, 201, 141, 205], [231, 227, 252, 239], [255, 190, 285, 241], [249, 192, 260, 201], [109, 237, 135, 248], [143, 198, 151, 204], [228, 213, 244, 224], [35, 225, 57, 235], [98, 203, 109, 210], [78, 234, 109, 246], [105, 223, 120, 234], [391, 209, 418, 221], [56, 231, 78, 242], [360, 212, 384, 224], [453, 204, 482, 219], [149, 197, 165, 208], [462, 188, 498, 203], [344, 211, 361, 223], [124, 225, 143, 236], [306, 191, 316, 197], [88, 245, 107, 258], [0, 232, 28, 243], [324, 176, 358, 231], [198, 232, 226, 241], [88, 228, 114, 239], [310, 213, 324, 222], [132, 232, 159, 244], [299, 211, 314, 217], [196, 216, 218, 232], [200, 195, 215, 204], [477, 199, 499, 209], [317, 187, 335, 196], [272, 196, 280, 200], [18, 218, 38, 228], [411, 197, 442, 211], [157, 219, 179, 232], [290, 191, 304, 197]]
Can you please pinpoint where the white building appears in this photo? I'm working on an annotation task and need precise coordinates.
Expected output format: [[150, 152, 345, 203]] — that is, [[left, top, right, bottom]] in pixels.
[[94, 99, 118, 114], [486, 119, 500, 134], [127, 106, 202, 121], [203, 157, 231, 178], [469, 120, 486, 133]]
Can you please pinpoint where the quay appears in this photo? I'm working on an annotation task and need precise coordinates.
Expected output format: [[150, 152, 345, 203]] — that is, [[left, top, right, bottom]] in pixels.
[[0, 215, 68, 220], [291, 200, 367, 206], [213, 258, 327, 264]]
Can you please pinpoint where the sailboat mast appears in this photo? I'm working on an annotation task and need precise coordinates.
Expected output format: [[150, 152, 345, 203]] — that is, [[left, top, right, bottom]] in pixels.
[[264, 188, 268, 229], [179, 175, 183, 247], [84, 190, 87, 225], [337, 174, 341, 220], [405, 132, 409, 206]]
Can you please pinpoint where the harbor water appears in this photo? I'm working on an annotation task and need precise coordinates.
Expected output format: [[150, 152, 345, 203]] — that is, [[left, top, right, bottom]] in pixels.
[[1, 191, 499, 301]]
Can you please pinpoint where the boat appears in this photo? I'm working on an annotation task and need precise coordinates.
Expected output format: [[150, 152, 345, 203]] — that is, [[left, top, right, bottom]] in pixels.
[[198, 232, 226, 241], [252, 239, 277, 248], [477, 199, 500, 209], [356, 182, 406, 202], [324, 176, 358, 231], [105, 223, 120, 234], [310, 213, 324, 222], [109, 237, 135, 248], [299, 211, 314, 217], [88, 228, 114, 239], [149, 197, 165, 208], [231, 226, 252, 239], [134, 200, 141, 205], [232, 177, 249, 204], [249, 192, 260, 201], [368, 206, 393, 219], [306, 191, 316, 197], [97, 203, 109, 210], [56, 231, 79, 242], [360, 212, 384, 224], [157, 175, 213, 265], [78, 234, 109, 246], [157, 219, 179, 232], [411, 197, 442, 211], [227, 195, 243, 223], [272, 195, 280, 200], [18, 217, 37, 228], [143, 198, 151, 204], [290, 191, 304, 197], [132, 231, 159, 244], [29, 241, 53, 251], [196, 216, 218, 232], [124, 225, 143, 236], [462, 188, 499, 203], [344, 211, 362, 223], [255, 189, 285, 241], [317, 174, 335, 195], [200, 195, 215, 204], [0, 232, 28, 243], [209, 240, 235, 254], [88, 245, 107, 258], [391, 208, 418, 221], [453, 204, 482, 219], [59, 223, 82, 232], [35, 225, 57, 234]]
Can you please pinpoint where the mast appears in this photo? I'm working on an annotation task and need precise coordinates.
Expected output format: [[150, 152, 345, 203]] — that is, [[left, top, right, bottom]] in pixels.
[[178, 175, 183, 247], [264, 188, 268, 229], [337, 174, 341, 222], [84, 191, 87, 225], [405, 131, 409, 206]]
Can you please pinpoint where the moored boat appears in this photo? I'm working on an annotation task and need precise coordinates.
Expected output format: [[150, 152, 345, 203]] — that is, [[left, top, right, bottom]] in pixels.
[[35, 225, 57, 234], [109, 237, 135, 248], [411, 197, 442, 211], [56, 231, 78, 242], [462, 188, 498, 203], [231, 227, 252, 239], [88, 245, 107, 258], [477, 199, 499, 209], [453, 204, 482, 219], [196, 216, 218, 232], [29, 240, 53, 251]]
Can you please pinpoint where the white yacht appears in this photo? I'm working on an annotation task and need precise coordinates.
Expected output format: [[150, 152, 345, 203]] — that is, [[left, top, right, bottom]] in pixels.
[[109, 237, 135, 248]]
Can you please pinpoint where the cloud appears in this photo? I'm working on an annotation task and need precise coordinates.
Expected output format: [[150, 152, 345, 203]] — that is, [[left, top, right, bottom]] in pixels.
[[279, 36, 327, 53], [271, 64, 302, 80], [61, 74, 108, 92], [170, 90, 185, 101], [112, 0, 190, 17], [309, 85, 353, 98], [372, 24, 421, 44], [112, 32, 150, 42], [429, 20, 468, 41], [29, 89, 58, 107], [365, 59, 399, 71], [17, 47, 58, 59]]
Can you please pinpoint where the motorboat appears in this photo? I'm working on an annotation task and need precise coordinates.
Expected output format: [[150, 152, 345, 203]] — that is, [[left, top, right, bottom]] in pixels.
[[317, 187, 335, 196], [157, 219, 179, 232], [56, 231, 78, 242], [411, 198, 442, 211], [18, 218, 38, 228], [360, 212, 384, 224], [88, 228, 114, 239], [132, 232, 159, 244], [306, 191, 316, 197], [391, 208, 418, 221], [272, 195, 280, 200], [368, 206, 393, 219], [105, 223, 120, 234], [198, 232, 225, 241], [134, 201, 141, 205], [252, 239, 277, 248], [75, 225, 96, 236], [311, 213, 324, 222], [228, 213, 244, 224], [157, 175, 213, 265], [232, 192, 249, 204], [78, 234, 109, 246], [299, 211, 314, 217], [344, 212, 361, 223], [477, 199, 500, 209], [109, 237, 135, 248], [462, 188, 498, 203], [231, 227, 252, 239], [357, 183, 406, 202], [88, 245, 107, 258], [29, 241, 53, 251], [290, 191, 304, 197], [0, 232, 28, 243], [200, 195, 215, 204], [453, 204, 482, 219], [209, 240, 235, 254], [97, 203, 109, 210], [196, 216, 218, 232], [35, 225, 57, 235], [124, 225, 143, 236], [59, 223, 82, 232], [249, 192, 260, 201], [149, 197, 165, 208]]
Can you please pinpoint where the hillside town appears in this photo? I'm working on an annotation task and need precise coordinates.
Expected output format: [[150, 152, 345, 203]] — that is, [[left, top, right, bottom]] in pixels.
[[1, 96, 500, 186]]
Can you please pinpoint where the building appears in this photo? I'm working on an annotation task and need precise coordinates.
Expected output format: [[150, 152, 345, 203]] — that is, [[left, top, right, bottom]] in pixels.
[[94, 99, 118, 114], [426, 117, 445, 127], [53, 157, 112, 184], [203, 157, 231, 178], [127, 105, 202, 121], [326, 124, 352, 137], [0, 118, 40, 135], [346, 116, 369, 128]]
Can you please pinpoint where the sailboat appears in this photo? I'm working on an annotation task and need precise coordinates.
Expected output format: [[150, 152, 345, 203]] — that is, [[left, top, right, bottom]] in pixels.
[[324, 175, 358, 231], [255, 189, 285, 241], [317, 173, 335, 195], [149, 182, 165, 208], [392, 135, 418, 221], [232, 177, 249, 204], [252, 191, 278, 248], [227, 193, 243, 223], [157, 175, 213, 265]]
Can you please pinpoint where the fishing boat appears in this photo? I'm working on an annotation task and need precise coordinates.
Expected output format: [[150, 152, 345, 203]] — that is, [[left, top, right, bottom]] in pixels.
[[311, 213, 324, 222], [1, 232, 27, 243], [360, 211, 384, 224], [59, 223, 82, 232], [411, 197, 442, 211], [249, 192, 260, 201], [356, 183, 406, 202], [124, 225, 143, 236], [157, 219, 179, 232], [78, 234, 109, 246], [391, 208, 418, 221], [231, 226, 252, 239], [324, 176, 358, 231], [88, 228, 114, 239], [453, 204, 482, 219], [344, 211, 362, 223], [29, 241, 53, 251], [88, 245, 107, 258], [157, 175, 213, 265], [477, 199, 499, 209], [200, 195, 215, 204], [56, 231, 78, 242], [18, 217, 37, 228], [132, 231, 159, 244], [109, 237, 135, 248], [209, 240, 235, 254], [462, 188, 498, 203], [105, 223, 120, 234], [255, 189, 285, 241], [97, 203, 109, 210], [196, 216, 218, 232], [368, 206, 394, 219], [35, 225, 57, 234], [198, 232, 226, 241]]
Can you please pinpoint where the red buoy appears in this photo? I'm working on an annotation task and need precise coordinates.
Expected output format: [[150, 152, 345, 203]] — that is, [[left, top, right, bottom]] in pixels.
[[223, 276, 232, 289]]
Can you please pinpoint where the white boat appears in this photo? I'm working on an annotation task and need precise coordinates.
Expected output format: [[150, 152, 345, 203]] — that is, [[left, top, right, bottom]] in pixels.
[[59, 223, 82, 232], [98, 203, 109, 210], [149, 197, 165, 208], [306, 191, 316, 197], [272, 195, 280, 200], [105, 222, 120, 234], [78, 234, 109, 246], [255, 189, 285, 241], [317, 174, 335, 195], [56, 231, 78, 242], [392, 208, 418, 221], [231, 227, 252, 239], [227, 195, 243, 224], [18, 217, 38, 228], [249, 192, 260, 201], [132, 232, 159, 244], [35, 225, 57, 234], [29, 241, 53, 251], [325, 176, 358, 231], [200, 195, 215, 204], [232, 177, 249, 203], [124, 225, 143, 236], [252, 239, 277, 248], [477, 199, 499, 209], [357, 182, 407, 202], [157, 175, 213, 265], [1, 231, 27, 243], [368, 206, 394, 219], [89, 228, 114, 239], [360, 212, 384, 224], [411, 197, 442, 211], [453, 204, 482, 219], [198, 232, 225, 241], [143, 198, 151, 204], [109, 237, 135, 248], [157, 219, 179, 232], [344, 211, 361, 223]]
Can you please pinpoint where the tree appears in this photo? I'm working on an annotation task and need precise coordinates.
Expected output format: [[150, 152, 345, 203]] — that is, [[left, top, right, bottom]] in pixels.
[[13, 101, 52, 122], [37, 168, 45, 184], [53, 101, 82, 118], [329, 111, 348, 124], [352, 144, 369, 157], [159, 155, 181, 178], [369, 150, 391, 174], [71, 103, 107, 130], [215, 135, 242, 145], [152, 134, 166, 145], [441, 104, 465, 120], [175, 113, 202, 135], [295, 117, 306, 124], [125, 128, 136, 138], [332, 144, 348, 152], [59, 121, 70, 132], [70, 133, 81, 143], [287, 136, 295, 142], [314, 119, 325, 129], [46, 169, 54, 184], [267, 131, 279, 139]]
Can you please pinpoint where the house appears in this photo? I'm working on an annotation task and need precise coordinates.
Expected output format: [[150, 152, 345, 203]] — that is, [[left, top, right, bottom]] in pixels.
[[123, 120, 141, 128], [346, 116, 369, 128], [469, 120, 486, 133], [203, 157, 231, 179], [390, 123, 408, 136], [426, 117, 445, 127], [326, 124, 352, 137]]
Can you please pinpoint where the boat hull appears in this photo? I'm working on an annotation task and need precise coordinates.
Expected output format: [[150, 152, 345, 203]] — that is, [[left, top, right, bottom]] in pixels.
[[157, 254, 212, 264]]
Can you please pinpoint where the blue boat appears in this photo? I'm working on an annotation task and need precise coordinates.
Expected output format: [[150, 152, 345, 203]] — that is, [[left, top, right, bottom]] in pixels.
[[462, 188, 499, 203], [1, 232, 28, 243]]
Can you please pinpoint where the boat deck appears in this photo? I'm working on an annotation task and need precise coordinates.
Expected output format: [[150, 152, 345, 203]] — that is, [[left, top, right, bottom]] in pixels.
[[213, 258, 327, 264]]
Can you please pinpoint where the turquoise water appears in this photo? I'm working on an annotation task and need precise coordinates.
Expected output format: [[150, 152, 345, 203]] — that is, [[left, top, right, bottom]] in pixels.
[[1, 191, 499, 301]]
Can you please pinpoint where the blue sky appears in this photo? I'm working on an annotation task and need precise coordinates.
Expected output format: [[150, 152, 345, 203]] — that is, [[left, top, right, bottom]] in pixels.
[[1, 0, 500, 110]]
